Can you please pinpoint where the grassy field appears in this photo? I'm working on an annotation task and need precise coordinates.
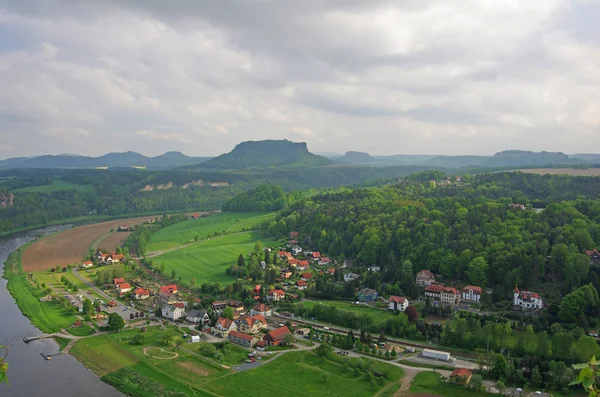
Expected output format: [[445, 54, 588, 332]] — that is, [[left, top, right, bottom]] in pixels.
[[148, 211, 277, 252], [518, 168, 600, 176], [301, 300, 398, 325], [13, 179, 93, 193], [152, 231, 278, 284], [409, 372, 495, 397], [5, 272, 78, 333], [201, 351, 403, 397]]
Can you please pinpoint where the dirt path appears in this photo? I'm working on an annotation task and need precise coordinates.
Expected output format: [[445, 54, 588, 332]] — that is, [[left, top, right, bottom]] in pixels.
[[62, 338, 79, 354], [393, 368, 420, 396]]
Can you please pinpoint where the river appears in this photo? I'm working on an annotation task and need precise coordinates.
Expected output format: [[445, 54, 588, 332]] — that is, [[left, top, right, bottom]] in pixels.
[[0, 226, 123, 397]]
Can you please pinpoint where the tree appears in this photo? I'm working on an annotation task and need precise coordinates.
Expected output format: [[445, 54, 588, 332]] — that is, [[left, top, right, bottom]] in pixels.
[[237, 253, 246, 268], [108, 313, 125, 331], [283, 334, 294, 346], [83, 298, 94, 315], [531, 365, 542, 387], [115, 246, 123, 254], [495, 380, 505, 394], [160, 263, 166, 274], [0, 345, 7, 385], [322, 373, 329, 383], [131, 334, 146, 345], [254, 241, 262, 253], [171, 269, 177, 279], [222, 307, 235, 320], [470, 374, 483, 391], [405, 306, 418, 322], [190, 277, 196, 287], [572, 356, 600, 396], [466, 257, 488, 288]]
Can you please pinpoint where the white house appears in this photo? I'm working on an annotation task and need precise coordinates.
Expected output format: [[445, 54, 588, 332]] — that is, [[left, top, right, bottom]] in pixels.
[[422, 349, 452, 361], [250, 303, 272, 317], [344, 273, 359, 282], [513, 286, 543, 310], [162, 304, 185, 321], [461, 285, 482, 303], [388, 296, 409, 312], [291, 246, 302, 255], [367, 266, 380, 272]]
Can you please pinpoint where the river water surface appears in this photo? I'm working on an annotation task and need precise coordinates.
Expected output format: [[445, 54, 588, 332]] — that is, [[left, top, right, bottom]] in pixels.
[[0, 226, 123, 397]]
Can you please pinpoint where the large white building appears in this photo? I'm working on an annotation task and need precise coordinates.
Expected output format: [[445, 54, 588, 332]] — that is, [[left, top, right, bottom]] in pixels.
[[162, 304, 185, 320], [461, 285, 482, 303], [513, 286, 543, 310], [422, 349, 452, 361]]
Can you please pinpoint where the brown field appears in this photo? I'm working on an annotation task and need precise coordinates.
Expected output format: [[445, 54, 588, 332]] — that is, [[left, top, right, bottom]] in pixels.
[[96, 232, 131, 252], [22, 216, 160, 272], [518, 168, 600, 176]]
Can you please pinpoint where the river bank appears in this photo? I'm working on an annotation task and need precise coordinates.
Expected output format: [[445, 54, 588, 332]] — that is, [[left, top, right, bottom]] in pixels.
[[0, 227, 123, 397]]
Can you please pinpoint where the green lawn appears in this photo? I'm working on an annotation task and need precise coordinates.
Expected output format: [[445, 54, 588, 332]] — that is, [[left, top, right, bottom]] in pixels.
[[54, 337, 71, 351], [301, 300, 398, 325], [5, 272, 78, 333], [13, 179, 93, 193], [147, 212, 277, 252], [410, 372, 496, 397], [201, 351, 403, 397], [67, 324, 97, 336], [152, 231, 278, 284]]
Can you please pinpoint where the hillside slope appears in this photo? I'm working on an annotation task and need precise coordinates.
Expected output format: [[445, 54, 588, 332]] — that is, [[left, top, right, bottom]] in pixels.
[[199, 140, 332, 169]]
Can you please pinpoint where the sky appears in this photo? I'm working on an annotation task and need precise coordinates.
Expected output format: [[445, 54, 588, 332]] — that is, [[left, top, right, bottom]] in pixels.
[[1, 0, 599, 158]]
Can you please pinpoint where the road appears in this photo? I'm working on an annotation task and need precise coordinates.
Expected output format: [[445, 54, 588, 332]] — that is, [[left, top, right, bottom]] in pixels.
[[72, 268, 135, 320]]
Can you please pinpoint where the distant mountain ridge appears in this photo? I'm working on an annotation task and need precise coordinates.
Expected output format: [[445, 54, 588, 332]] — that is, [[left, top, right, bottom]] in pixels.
[[0, 151, 211, 170], [197, 140, 332, 169]]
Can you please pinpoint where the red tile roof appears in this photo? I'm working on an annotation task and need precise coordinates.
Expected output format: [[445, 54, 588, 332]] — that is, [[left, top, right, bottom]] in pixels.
[[462, 285, 482, 294], [301, 272, 312, 279], [160, 285, 178, 295], [298, 260, 310, 267], [229, 330, 255, 342], [297, 280, 307, 287], [312, 252, 321, 258], [113, 278, 125, 285], [253, 303, 271, 313], [111, 253, 125, 261], [442, 286, 458, 295], [288, 259, 299, 265], [216, 317, 234, 329], [118, 283, 131, 290], [388, 295, 406, 304], [173, 302, 185, 309], [417, 269, 435, 279], [270, 289, 285, 297], [265, 326, 291, 341], [134, 288, 150, 295], [450, 368, 472, 378], [81, 260, 93, 265], [425, 284, 445, 293], [326, 268, 335, 274], [251, 314, 267, 324], [290, 231, 299, 237]]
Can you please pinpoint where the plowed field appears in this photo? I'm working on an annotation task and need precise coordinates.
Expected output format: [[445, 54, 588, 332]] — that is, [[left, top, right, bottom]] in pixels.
[[22, 216, 160, 271]]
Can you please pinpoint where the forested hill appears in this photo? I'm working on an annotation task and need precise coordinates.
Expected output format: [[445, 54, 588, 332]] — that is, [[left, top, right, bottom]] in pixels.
[[266, 172, 600, 302], [196, 140, 332, 169], [223, 184, 303, 212]]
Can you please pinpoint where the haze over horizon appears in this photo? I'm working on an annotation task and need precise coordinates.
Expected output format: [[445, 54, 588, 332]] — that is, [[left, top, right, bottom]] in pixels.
[[1, 1, 599, 157]]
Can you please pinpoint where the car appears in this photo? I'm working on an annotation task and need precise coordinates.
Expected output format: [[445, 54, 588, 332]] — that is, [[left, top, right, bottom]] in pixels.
[[324, 327, 330, 330]]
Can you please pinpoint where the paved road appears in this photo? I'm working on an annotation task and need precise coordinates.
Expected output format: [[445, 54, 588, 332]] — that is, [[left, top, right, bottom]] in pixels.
[[72, 269, 134, 320]]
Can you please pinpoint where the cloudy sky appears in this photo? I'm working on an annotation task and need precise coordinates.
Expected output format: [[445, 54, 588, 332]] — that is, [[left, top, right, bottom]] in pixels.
[[1, 0, 599, 158]]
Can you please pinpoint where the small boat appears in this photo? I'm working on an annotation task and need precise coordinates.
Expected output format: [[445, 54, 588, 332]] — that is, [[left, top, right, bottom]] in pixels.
[[23, 336, 40, 343]]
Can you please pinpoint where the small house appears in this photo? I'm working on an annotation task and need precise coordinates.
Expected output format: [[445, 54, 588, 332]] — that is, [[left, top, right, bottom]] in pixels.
[[268, 289, 285, 302], [296, 280, 307, 290], [301, 272, 312, 281], [212, 301, 228, 313], [251, 303, 272, 317], [213, 317, 237, 338], [461, 285, 482, 303], [228, 300, 245, 312], [113, 278, 125, 288], [367, 266, 380, 272], [159, 285, 178, 301], [80, 260, 93, 269], [228, 330, 258, 347], [416, 270, 436, 286], [134, 287, 151, 300], [388, 296, 409, 311], [344, 272, 359, 282], [450, 368, 472, 385], [118, 283, 132, 295], [186, 309, 210, 324], [162, 304, 185, 321], [586, 249, 600, 265], [291, 246, 302, 255], [263, 326, 292, 346]]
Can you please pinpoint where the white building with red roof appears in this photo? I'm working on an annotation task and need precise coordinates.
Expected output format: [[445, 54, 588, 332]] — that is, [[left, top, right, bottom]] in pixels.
[[440, 286, 461, 305], [416, 270, 436, 286], [424, 283, 444, 300], [388, 296, 409, 311], [513, 286, 543, 310], [461, 285, 482, 303]]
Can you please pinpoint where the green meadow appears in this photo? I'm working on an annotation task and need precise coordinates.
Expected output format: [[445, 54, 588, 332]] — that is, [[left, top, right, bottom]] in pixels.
[[409, 372, 496, 397], [147, 211, 277, 252], [301, 300, 398, 325], [13, 179, 93, 193], [152, 231, 278, 284], [201, 351, 404, 397]]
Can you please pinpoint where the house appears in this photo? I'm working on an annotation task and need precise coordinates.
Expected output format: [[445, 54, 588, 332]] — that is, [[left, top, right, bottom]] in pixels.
[[344, 272, 359, 282], [424, 283, 444, 300], [117, 225, 129, 232], [278, 251, 294, 261], [227, 300, 245, 312], [103, 254, 113, 264], [450, 368, 473, 385], [367, 266, 380, 272], [235, 315, 267, 334], [326, 268, 336, 276], [513, 286, 543, 310], [311, 252, 321, 260], [263, 326, 292, 346], [186, 309, 210, 324], [589, 330, 599, 338], [111, 253, 125, 263], [159, 285, 178, 301], [461, 285, 482, 303], [251, 303, 272, 317], [508, 203, 526, 211], [291, 246, 302, 255], [297, 260, 310, 270], [441, 287, 461, 305], [301, 272, 312, 280], [212, 301, 228, 313], [228, 330, 258, 347], [94, 249, 105, 261], [134, 287, 151, 300], [287, 239, 298, 246], [416, 270, 436, 286], [280, 269, 292, 279], [296, 280, 308, 290], [586, 249, 600, 265], [268, 289, 285, 302], [173, 302, 185, 310], [191, 335, 201, 343], [253, 284, 261, 294], [113, 278, 125, 288], [318, 257, 332, 266], [213, 317, 237, 337], [288, 259, 299, 267], [388, 296, 409, 311], [358, 288, 378, 302], [296, 328, 311, 336], [80, 260, 93, 269], [162, 304, 184, 321]]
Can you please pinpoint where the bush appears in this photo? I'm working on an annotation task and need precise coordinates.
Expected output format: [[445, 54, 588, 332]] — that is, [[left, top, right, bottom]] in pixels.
[[102, 368, 187, 397], [131, 334, 146, 345]]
